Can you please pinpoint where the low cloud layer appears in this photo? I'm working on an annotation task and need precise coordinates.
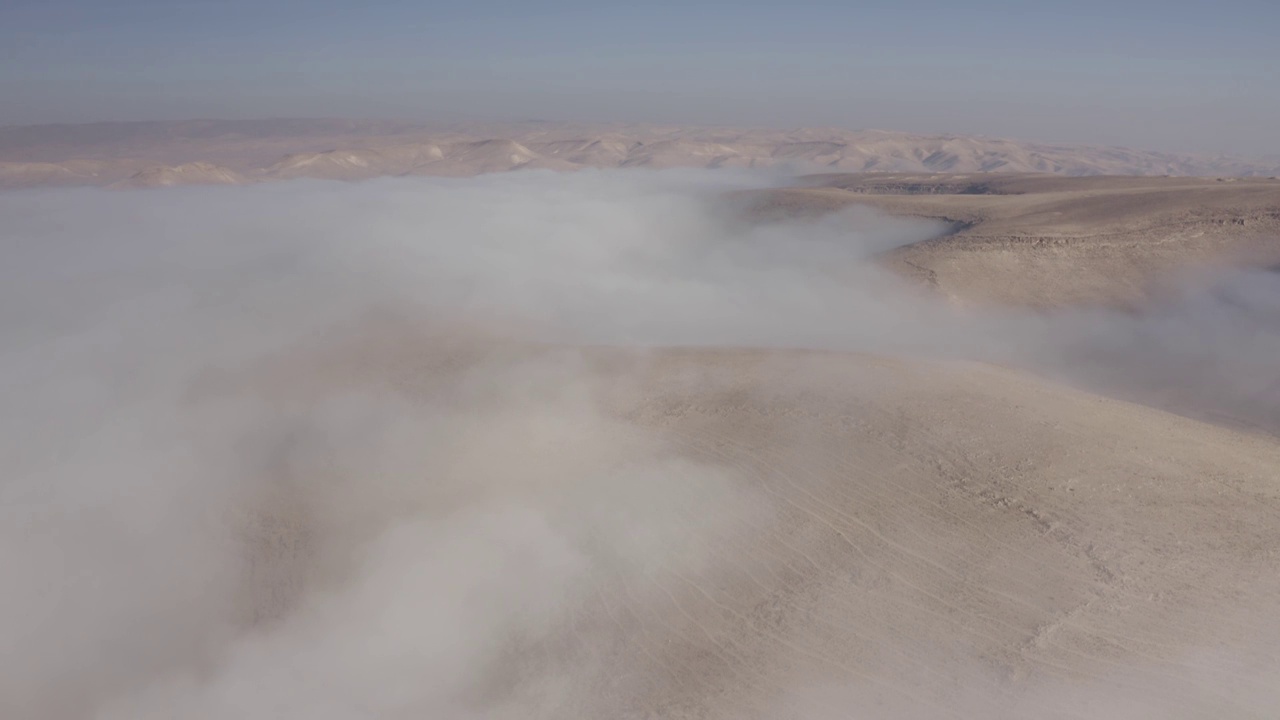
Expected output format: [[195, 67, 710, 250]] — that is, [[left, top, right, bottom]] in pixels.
[[1, 170, 1277, 718]]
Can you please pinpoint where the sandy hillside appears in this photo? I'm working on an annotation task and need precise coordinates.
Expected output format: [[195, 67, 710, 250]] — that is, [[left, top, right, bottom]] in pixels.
[[108, 162, 247, 189], [219, 321, 1280, 719], [748, 174, 1280, 307], [3, 119, 1279, 189]]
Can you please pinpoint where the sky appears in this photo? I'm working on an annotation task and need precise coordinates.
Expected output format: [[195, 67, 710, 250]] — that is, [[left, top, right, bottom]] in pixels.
[[1, 0, 1278, 155]]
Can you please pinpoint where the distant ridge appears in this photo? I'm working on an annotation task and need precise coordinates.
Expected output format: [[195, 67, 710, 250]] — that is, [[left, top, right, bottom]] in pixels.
[[108, 162, 246, 189], [1, 119, 1277, 189]]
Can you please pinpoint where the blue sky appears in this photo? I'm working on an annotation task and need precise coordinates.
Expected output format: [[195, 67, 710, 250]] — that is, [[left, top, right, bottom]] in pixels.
[[2, 0, 1277, 155]]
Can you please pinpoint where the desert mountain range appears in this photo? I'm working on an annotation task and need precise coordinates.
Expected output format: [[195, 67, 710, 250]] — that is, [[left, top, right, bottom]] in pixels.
[[2, 118, 1279, 190]]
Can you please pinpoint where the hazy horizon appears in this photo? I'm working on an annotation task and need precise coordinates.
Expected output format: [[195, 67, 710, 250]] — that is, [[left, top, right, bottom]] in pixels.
[[0, 116, 1273, 162], [3, 0, 1278, 156]]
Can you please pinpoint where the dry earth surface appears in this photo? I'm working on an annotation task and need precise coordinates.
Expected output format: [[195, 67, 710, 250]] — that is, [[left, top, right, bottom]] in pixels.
[[204, 163, 1280, 715], [226, 321, 1280, 719], [3, 118, 1280, 189], [4, 144, 1279, 718], [747, 174, 1280, 307]]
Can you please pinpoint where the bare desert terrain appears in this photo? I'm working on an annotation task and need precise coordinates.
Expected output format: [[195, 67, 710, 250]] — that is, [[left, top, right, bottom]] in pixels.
[[220, 322, 1280, 719], [748, 173, 1280, 307], [2, 155, 1278, 719]]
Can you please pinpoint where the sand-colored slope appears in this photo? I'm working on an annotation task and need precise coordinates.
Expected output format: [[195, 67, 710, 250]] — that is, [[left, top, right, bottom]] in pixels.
[[750, 174, 1280, 307], [262, 149, 397, 181], [108, 162, 247, 189], [595, 348, 1280, 718], [223, 323, 1280, 718], [406, 139, 546, 176], [526, 137, 635, 166]]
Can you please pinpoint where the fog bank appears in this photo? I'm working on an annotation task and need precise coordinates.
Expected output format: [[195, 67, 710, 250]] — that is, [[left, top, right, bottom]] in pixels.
[[1, 169, 1277, 719]]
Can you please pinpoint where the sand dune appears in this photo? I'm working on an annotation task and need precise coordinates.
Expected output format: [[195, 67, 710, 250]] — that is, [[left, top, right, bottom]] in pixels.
[[3, 119, 1279, 189]]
